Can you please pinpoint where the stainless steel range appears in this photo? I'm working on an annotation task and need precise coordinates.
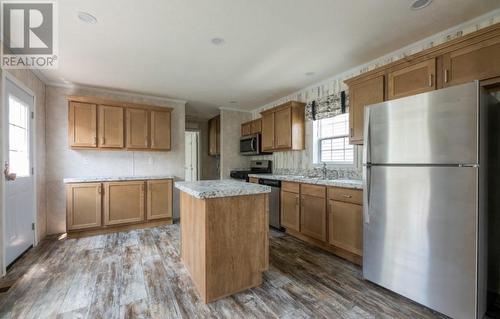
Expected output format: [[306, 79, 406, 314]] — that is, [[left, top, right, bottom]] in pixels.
[[229, 160, 272, 181]]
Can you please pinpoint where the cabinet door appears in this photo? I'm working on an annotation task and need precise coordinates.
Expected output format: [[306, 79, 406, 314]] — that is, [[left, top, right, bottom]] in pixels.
[[98, 105, 123, 148], [208, 116, 220, 156], [150, 110, 171, 150], [328, 199, 363, 255], [274, 107, 292, 149], [126, 108, 149, 149], [281, 191, 300, 232], [68, 102, 97, 147], [261, 112, 275, 151], [300, 194, 326, 241], [349, 76, 384, 145], [147, 179, 172, 220], [251, 119, 262, 134], [241, 123, 252, 136], [104, 181, 145, 225], [66, 183, 102, 230], [388, 59, 436, 100], [443, 36, 500, 87]]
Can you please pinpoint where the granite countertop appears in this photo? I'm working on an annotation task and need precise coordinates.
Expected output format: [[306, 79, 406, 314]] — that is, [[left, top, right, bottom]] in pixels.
[[247, 174, 363, 190], [175, 179, 271, 199], [63, 175, 176, 184]]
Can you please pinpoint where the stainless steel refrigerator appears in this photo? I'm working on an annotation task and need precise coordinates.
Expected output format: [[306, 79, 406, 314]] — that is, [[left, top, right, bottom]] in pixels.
[[362, 81, 499, 319]]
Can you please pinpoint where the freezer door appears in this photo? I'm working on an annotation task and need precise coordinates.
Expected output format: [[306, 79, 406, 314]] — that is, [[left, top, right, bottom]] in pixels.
[[363, 166, 479, 319], [365, 82, 478, 165]]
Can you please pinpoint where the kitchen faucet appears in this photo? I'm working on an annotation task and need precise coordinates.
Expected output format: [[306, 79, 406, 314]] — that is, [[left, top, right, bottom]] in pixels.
[[321, 162, 327, 179]]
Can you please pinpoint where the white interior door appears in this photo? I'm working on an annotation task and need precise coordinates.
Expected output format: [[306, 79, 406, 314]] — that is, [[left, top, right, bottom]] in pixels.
[[184, 131, 199, 181], [4, 77, 35, 266]]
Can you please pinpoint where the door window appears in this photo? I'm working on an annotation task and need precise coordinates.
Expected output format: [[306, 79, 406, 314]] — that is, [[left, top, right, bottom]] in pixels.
[[8, 95, 31, 177]]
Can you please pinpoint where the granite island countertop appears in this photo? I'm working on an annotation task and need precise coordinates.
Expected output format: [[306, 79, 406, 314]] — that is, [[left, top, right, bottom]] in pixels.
[[175, 179, 271, 199], [248, 174, 363, 190], [63, 175, 176, 183]]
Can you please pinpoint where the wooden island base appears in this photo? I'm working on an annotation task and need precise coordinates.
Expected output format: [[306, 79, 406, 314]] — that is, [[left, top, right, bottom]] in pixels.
[[180, 191, 269, 303]]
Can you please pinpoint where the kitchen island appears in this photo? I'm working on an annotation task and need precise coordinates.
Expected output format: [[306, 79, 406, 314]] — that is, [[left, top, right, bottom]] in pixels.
[[175, 180, 271, 303]]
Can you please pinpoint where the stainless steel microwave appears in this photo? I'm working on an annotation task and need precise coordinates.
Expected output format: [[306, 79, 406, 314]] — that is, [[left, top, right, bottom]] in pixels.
[[240, 134, 268, 156]]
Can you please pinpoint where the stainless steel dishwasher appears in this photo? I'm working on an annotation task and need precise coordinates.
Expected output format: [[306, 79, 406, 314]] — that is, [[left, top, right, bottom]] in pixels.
[[258, 178, 282, 229]]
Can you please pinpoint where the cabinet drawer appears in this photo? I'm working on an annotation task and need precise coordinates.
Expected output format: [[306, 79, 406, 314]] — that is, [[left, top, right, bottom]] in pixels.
[[328, 187, 362, 205], [300, 184, 325, 198], [282, 181, 299, 193]]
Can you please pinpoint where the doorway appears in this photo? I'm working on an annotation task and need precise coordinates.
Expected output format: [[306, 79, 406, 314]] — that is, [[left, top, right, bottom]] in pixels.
[[185, 131, 200, 181], [3, 76, 36, 267]]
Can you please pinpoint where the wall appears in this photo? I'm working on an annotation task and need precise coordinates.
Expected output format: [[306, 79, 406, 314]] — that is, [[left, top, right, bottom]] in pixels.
[[45, 85, 186, 234], [185, 118, 219, 180], [0, 68, 46, 274], [220, 109, 251, 179], [250, 10, 500, 179]]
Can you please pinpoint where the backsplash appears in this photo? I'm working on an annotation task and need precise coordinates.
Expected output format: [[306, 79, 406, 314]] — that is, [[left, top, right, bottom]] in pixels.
[[273, 167, 361, 180]]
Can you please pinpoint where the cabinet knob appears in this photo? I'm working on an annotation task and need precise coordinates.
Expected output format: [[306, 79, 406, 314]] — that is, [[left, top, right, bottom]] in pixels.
[[444, 69, 449, 83], [428, 74, 433, 87]]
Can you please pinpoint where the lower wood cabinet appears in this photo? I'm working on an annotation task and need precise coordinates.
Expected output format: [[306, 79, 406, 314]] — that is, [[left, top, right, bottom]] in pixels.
[[280, 182, 363, 264], [248, 177, 259, 184], [104, 181, 145, 225], [66, 183, 102, 231], [300, 195, 327, 241], [66, 178, 173, 231], [281, 190, 300, 232], [147, 179, 172, 220], [328, 199, 363, 256]]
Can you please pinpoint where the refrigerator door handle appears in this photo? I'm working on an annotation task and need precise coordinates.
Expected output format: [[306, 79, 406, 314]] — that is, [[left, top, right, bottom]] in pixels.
[[363, 164, 371, 224], [363, 106, 371, 224]]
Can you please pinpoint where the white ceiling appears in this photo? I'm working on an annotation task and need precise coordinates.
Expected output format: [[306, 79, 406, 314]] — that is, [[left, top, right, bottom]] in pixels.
[[43, 0, 500, 118]]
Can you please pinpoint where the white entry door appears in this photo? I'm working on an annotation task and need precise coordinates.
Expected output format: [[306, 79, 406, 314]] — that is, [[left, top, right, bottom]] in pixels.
[[185, 131, 199, 181], [4, 77, 35, 266]]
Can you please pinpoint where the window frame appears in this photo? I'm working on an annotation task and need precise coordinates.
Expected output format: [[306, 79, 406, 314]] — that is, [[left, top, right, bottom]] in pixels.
[[313, 113, 355, 167]]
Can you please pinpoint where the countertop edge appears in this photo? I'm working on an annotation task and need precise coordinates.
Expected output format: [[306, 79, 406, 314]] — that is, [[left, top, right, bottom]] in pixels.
[[63, 175, 176, 184], [175, 180, 271, 199], [247, 174, 363, 190]]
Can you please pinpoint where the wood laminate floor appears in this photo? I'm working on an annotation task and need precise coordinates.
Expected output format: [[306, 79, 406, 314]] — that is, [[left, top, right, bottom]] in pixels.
[[0, 224, 447, 319]]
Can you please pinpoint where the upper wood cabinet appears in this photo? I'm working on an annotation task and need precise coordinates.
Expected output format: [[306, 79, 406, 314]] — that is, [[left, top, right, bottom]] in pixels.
[[208, 115, 220, 156], [103, 181, 145, 226], [68, 102, 97, 148], [260, 101, 305, 152], [443, 36, 500, 87], [66, 183, 102, 230], [345, 24, 500, 145], [388, 59, 436, 100], [261, 112, 274, 151], [250, 119, 262, 134], [98, 105, 124, 148], [150, 110, 171, 151], [241, 122, 252, 136], [348, 76, 384, 145], [67, 96, 172, 151], [147, 179, 172, 220], [241, 119, 262, 136], [126, 108, 149, 149]]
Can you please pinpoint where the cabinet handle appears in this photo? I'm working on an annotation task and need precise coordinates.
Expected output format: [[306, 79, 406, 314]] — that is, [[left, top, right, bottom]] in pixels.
[[98, 186, 102, 194], [101, 137, 105, 145], [350, 128, 354, 137], [428, 74, 433, 87], [444, 69, 449, 83], [295, 197, 299, 206], [342, 194, 352, 198], [94, 136, 97, 145]]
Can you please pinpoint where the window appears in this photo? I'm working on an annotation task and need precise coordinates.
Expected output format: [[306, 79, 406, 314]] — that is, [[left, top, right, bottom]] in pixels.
[[314, 113, 354, 164], [8, 95, 30, 177]]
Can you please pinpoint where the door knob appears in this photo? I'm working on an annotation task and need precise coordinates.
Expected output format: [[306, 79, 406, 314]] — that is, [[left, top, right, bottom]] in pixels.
[[4, 162, 16, 181]]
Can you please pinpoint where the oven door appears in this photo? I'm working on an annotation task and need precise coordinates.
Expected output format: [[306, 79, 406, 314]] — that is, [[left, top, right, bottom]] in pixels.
[[240, 135, 259, 155]]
